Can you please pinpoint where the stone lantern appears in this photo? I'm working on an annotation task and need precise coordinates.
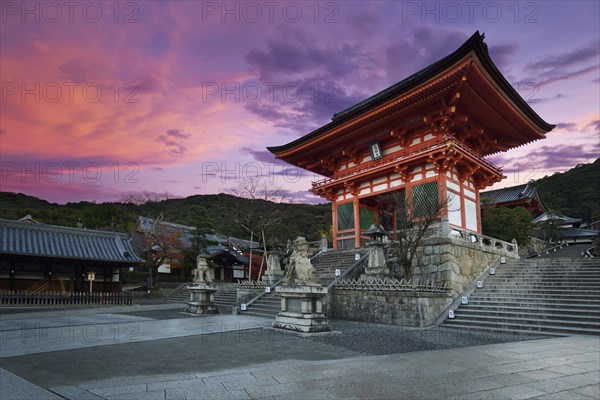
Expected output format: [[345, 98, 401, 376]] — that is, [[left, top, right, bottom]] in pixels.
[[361, 224, 389, 279]]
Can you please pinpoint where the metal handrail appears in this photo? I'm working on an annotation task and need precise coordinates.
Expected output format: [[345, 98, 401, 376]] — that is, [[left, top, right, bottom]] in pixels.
[[326, 253, 369, 290], [241, 274, 286, 310], [584, 245, 595, 258], [243, 250, 326, 310], [433, 257, 502, 326], [526, 243, 568, 258]]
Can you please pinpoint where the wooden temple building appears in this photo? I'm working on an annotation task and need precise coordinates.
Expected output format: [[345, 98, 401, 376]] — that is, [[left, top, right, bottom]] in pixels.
[[0, 218, 142, 292], [268, 32, 554, 250], [480, 182, 547, 216]]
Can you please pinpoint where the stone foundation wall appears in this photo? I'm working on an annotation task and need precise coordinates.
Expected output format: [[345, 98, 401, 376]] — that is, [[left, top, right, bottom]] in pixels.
[[411, 236, 517, 296], [521, 237, 550, 257], [330, 290, 453, 327]]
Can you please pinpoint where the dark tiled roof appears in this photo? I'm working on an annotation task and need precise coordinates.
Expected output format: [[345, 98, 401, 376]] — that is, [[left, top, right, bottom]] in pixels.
[[137, 217, 260, 252], [559, 227, 598, 239], [532, 212, 582, 225], [206, 244, 248, 264], [480, 183, 538, 205], [0, 219, 141, 263]]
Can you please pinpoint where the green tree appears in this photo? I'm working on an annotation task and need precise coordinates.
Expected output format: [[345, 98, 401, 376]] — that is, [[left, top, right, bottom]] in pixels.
[[188, 205, 215, 253], [482, 206, 532, 245]]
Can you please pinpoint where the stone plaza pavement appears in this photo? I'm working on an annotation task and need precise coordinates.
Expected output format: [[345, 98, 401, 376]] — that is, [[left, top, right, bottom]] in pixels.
[[0, 304, 598, 400]]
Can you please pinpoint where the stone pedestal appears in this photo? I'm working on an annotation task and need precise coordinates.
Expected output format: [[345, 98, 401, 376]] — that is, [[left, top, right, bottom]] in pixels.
[[272, 286, 331, 333], [262, 251, 285, 283], [184, 284, 219, 314], [361, 241, 388, 279]]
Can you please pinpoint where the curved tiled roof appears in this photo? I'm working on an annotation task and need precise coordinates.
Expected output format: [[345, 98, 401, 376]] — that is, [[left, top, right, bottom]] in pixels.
[[0, 219, 141, 263], [480, 183, 539, 205], [268, 31, 554, 156]]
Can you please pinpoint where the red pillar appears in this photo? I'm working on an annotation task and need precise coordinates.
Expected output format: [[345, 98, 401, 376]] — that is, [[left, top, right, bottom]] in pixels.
[[476, 190, 482, 233], [438, 175, 448, 219], [353, 196, 361, 248], [332, 200, 338, 250]]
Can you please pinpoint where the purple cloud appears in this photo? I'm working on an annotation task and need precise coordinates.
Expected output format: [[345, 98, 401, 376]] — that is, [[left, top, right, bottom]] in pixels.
[[488, 141, 600, 173], [532, 93, 565, 104], [385, 27, 467, 82], [166, 129, 191, 139], [521, 39, 600, 87], [240, 147, 281, 164], [488, 42, 519, 71], [555, 122, 577, 131], [157, 129, 190, 157], [525, 39, 600, 72], [586, 120, 600, 131]]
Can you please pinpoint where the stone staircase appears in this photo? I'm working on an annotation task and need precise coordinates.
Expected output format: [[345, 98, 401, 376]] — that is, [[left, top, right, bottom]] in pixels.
[[241, 293, 281, 318], [166, 285, 238, 313], [311, 250, 365, 286], [241, 250, 365, 319], [441, 258, 600, 336]]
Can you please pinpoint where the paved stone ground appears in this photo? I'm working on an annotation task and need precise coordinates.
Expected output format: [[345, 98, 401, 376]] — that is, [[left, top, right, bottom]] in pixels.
[[1, 304, 598, 399]]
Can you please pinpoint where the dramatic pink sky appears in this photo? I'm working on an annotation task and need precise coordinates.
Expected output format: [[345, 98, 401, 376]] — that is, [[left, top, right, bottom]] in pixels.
[[1, 1, 599, 204]]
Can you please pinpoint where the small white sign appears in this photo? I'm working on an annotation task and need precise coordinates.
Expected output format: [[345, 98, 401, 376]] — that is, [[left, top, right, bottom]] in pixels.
[[265, 286, 271, 293], [489, 267, 496, 275], [335, 268, 341, 277], [241, 304, 247, 311], [233, 269, 245, 278], [355, 253, 360, 261], [461, 296, 469, 305], [87, 272, 95, 281], [448, 310, 455, 319], [500, 257, 506, 264], [476, 280, 483, 288]]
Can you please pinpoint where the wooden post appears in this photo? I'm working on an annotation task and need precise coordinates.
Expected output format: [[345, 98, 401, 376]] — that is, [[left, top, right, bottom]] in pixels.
[[248, 231, 254, 280]]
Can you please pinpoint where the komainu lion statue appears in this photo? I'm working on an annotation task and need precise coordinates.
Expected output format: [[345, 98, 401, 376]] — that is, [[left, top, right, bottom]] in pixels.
[[285, 237, 319, 287], [193, 254, 213, 284]]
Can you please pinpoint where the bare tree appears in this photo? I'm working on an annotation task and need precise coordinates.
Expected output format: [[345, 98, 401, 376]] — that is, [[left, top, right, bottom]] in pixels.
[[378, 186, 452, 279], [228, 178, 286, 280], [135, 214, 185, 287], [119, 190, 174, 206], [121, 190, 180, 288]]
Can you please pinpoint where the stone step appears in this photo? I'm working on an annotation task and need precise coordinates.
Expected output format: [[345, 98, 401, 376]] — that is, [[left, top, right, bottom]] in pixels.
[[462, 303, 600, 313], [472, 287, 600, 295], [455, 308, 600, 322], [246, 304, 281, 313], [241, 293, 281, 318], [486, 278, 600, 283], [468, 297, 600, 306], [483, 284, 600, 290], [471, 294, 600, 302], [450, 312, 600, 327], [440, 323, 566, 337], [492, 273, 600, 277], [480, 286, 600, 292], [443, 318, 600, 335], [241, 310, 278, 319]]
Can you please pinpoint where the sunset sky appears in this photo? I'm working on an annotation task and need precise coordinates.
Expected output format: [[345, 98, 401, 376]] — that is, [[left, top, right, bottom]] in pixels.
[[1, 1, 599, 204]]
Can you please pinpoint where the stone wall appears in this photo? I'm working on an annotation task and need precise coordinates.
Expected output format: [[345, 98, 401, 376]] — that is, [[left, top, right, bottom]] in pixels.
[[410, 236, 517, 296], [521, 236, 550, 257], [330, 289, 453, 327]]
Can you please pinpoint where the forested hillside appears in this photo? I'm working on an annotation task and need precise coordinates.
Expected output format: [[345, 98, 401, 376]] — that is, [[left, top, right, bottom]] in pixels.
[[0, 192, 331, 243], [1, 159, 598, 241], [536, 158, 600, 222]]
